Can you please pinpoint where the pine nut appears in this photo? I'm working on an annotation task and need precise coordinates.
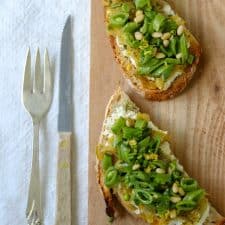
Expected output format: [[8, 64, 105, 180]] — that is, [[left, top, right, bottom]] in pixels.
[[132, 164, 141, 170], [177, 25, 184, 36], [178, 187, 185, 196], [162, 32, 171, 40], [170, 210, 177, 219], [129, 139, 137, 147], [163, 40, 169, 47], [156, 52, 166, 59], [176, 53, 183, 59], [126, 118, 135, 127], [134, 14, 144, 23], [152, 32, 162, 38], [136, 10, 143, 16], [172, 183, 179, 193], [170, 196, 181, 203], [156, 168, 165, 174], [135, 31, 143, 40]]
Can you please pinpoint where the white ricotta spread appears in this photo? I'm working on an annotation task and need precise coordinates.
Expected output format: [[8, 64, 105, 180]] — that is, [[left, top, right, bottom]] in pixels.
[[163, 70, 182, 90], [116, 37, 137, 67]]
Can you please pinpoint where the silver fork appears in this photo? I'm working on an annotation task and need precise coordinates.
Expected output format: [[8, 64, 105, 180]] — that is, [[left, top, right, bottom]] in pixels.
[[22, 48, 53, 225]]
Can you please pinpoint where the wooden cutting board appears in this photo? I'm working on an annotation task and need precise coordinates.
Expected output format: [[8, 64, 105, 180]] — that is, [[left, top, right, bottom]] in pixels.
[[89, 0, 225, 224]]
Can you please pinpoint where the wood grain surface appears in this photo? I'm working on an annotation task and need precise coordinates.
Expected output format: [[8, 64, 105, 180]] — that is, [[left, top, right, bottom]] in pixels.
[[89, 1, 225, 224]]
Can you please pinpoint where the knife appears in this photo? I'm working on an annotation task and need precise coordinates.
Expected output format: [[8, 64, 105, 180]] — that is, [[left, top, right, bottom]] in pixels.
[[55, 16, 72, 225]]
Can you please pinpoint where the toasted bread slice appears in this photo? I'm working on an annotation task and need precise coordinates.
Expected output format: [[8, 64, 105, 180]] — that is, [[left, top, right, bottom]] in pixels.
[[96, 88, 224, 225], [104, 0, 201, 101]]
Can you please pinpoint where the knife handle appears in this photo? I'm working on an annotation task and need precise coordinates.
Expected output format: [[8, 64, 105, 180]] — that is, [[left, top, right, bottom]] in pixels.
[[55, 132, 72, 225]]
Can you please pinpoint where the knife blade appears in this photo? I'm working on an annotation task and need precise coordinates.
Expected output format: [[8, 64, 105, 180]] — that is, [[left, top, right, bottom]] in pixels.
[[58, 15, 73, 132], [55, 15, 72, 225]]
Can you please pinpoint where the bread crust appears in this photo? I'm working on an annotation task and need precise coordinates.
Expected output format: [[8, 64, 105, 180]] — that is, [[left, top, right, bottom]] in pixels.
[[96, 88, 224, 224], [104, 0, 202, 101]]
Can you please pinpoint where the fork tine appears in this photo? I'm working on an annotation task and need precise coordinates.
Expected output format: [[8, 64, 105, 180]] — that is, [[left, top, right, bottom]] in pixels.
[[23, 48, 32, 94], [34, 48, 43, 93], [44, 49, 52, 93]]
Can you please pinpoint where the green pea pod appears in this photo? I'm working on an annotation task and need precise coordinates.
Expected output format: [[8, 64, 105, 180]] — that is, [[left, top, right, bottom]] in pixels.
[[153, 14, 166, 32], [104, 167, 118, 188], [111, 117, 126, 134], [109, 12, 129, 28], [123, 22, 139, 33], [183, 189, 205, 202], [102, 154, 113, 171], [181, 178, 198, 192], [132, 189, 153, 205], [135, 0, 149, 9], [176, 200, 196, 212], [179, 34, 189, 64]]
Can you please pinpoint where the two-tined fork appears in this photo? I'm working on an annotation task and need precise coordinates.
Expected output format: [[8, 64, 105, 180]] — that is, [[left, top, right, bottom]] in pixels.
[[22, 49, 53, 225]]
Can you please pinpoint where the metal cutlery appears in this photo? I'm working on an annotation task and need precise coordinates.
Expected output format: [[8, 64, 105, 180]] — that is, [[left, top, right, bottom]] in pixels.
[[55, 16, 73, 225], [22, 48, 53, 225]]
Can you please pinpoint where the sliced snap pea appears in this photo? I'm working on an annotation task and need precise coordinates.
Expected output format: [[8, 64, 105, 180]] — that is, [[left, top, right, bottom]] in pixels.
[[123, 193, 130, 201], [138, 136, 150, 149], [153, 14, 166, 32], [165, 58, 181, 64], [102, 154, 113, 171], [132, 189, 153, 205], [115, 161, 132, 173], [169, 37, 178, 55], [179, 34, 188, 64], [135, 118, 148, 129], [159, 45, 173, 57], [176, 200, 196, 212], [122, 2, 134, 13], [152, 64, 175, 79], [140, 18, 149, 34], [123, 127, 142, 140], [187, 54, 195, 64], [152, 173, 171, 185], [123, 22, 139, 33], [109, 13, 129, 28], [110, 2, 122, 8], [118, 144, 131, 162], [104, 167, 118, 188], [137, 61, 164, 75], [135, 0, 149, 9], [183, 189, 205, 202], [181, 178, 198, 192], [124, 32, 140, 48], [111, 117, 126, 134]]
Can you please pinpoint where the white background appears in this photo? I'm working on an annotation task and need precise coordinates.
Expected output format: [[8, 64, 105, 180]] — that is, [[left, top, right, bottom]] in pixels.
[[0, 1, 90, 225]]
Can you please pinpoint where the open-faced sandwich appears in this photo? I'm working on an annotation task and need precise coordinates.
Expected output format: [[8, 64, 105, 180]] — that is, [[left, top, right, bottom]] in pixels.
[[103, 0, 201, 100], [96, 88, 225, 225]]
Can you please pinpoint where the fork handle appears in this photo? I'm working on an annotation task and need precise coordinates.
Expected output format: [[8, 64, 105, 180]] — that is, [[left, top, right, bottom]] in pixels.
[[55, 132, 72, 225], [26, 121, 42, 223]]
